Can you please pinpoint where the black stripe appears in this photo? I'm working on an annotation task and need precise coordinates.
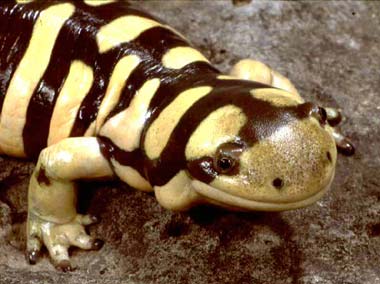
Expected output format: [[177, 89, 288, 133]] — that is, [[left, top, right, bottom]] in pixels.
[[141, 61, 220, 135], [98, 135, 146, 177], [23, 14, 78, 158]]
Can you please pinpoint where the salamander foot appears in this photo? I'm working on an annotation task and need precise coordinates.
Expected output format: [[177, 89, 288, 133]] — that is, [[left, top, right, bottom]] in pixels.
[[332, 131, 355, 156], [323, 107, 355, 156], [26, 213, 103, 271]]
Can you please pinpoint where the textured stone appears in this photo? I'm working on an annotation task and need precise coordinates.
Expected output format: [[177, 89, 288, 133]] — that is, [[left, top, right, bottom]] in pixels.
[[1, 1, 379, 283]]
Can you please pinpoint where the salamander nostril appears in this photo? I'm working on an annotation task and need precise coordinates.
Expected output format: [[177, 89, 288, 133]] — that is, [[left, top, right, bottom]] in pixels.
[[272, 178, 284, 190], [326, 151, 332, 162]]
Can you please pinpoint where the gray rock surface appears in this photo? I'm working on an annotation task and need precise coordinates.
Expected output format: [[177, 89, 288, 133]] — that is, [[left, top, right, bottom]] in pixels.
[[1, 1, 379, 283]]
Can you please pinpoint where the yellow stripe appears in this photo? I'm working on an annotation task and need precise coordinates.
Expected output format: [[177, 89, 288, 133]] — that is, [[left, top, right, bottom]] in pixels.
[[100, 78, 161, 151], [250, 88, 303, 106], [84, 0, 116, 6], [16, 0, 34, 3], [95, 55, 141, 132], [185, 105, 247, 160], [0, 3, 75, 156], [84, 120, 96, 137], [144, 86, 212, 160], [97, 15, 162, 53], [48, 61, 94, 145], [111, 160, 152, 192], [162, 47, 209, 69], [217, 75, 237, 80]]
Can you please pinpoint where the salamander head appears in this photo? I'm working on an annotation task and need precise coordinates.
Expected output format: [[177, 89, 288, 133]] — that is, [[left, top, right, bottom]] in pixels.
[[185, 88, 337, 211]]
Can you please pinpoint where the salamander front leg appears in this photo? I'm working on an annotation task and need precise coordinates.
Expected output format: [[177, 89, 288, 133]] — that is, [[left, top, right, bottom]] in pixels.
[[323, 107, 355, 156], [26, 137, 114, 271]]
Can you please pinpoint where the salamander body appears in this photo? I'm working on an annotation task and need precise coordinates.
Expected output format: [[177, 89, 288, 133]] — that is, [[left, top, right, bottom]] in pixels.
[[0, 0, 354, 271]]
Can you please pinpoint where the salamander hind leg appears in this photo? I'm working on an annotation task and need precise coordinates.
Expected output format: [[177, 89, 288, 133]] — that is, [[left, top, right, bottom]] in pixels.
[[26, 137, 114, 271], [230, 58, 301, 98]]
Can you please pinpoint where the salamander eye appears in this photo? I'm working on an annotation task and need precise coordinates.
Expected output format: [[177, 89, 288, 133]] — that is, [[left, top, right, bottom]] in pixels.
[[216, 156, 235, 173], [214, 142, 244, 175]]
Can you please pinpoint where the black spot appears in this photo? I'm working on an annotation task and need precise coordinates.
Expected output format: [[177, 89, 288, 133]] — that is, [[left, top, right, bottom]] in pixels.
[[352, 11, 356, 16], [327, 151, 332, 162], [272, 178, 284, 190], [36, 167, 51, 186], [219, 49, 227, 54]]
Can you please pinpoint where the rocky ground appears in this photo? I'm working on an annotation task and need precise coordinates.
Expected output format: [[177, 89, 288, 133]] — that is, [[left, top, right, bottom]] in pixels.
[[1, 1, 379, 283]]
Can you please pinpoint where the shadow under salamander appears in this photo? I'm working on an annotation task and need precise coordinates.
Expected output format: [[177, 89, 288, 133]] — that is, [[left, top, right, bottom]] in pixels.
[[186, 206, 304, 284]]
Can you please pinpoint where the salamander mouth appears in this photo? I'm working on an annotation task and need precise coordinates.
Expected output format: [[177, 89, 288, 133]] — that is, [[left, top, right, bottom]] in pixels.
[[191, 171, 334, 211]]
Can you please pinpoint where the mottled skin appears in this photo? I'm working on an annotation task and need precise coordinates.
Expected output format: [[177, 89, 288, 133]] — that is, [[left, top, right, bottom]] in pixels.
[[0, 0, 353, 271]]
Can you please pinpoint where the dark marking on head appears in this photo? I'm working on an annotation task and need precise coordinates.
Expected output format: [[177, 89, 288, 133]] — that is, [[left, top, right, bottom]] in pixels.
[[36, 167, 51, 186], [187, 157, 217, 184], [272, 178, 284, 190]]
